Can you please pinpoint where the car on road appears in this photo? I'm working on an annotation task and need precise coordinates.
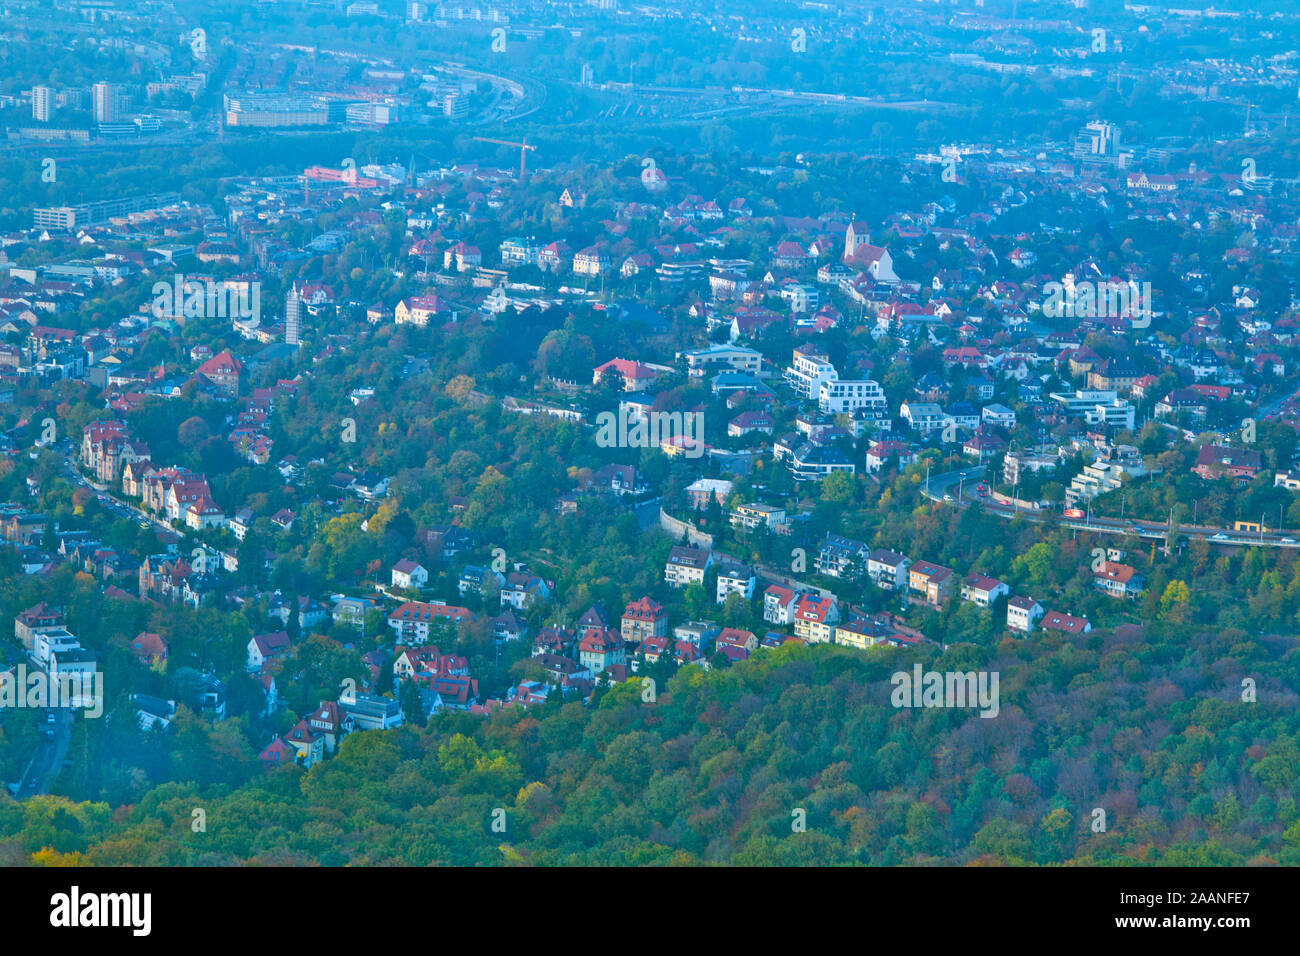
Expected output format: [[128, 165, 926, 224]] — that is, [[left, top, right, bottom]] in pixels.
[[1282, 537, 1296, 544], [943, 494, 954, 502], [43, 729, 54, 740], [1064, 508, 1084, 519], [1129, 525, 1143, 534], [45, 711, 55, 724], [1212, 533, 1229, 541]]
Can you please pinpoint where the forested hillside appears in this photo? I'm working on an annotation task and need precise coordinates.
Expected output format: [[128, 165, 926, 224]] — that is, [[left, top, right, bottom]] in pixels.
[[4, 629, 1297, 866]]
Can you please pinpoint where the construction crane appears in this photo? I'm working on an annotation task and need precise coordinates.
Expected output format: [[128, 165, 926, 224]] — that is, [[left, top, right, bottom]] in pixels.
[[472, 136, 537, 180]]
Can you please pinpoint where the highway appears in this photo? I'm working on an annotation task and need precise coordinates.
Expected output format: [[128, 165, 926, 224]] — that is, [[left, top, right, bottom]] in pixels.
[[922, 465, 1300, 550]]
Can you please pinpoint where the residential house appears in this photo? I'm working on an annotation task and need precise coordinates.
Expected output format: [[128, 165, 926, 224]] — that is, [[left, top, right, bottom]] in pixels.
[[715, 562, 757, 603], [578, 627, 625, 676], [247, 631, 290, 671], [391, 559, 428, 590], [305, 701, 347, 755], [500, 571, 552, 609], [865, 440, 917, 473], [674, 621, 720, 656], [908, 561, 955, 607], [763, 585, 801, 625], [792, 593, 840, 643], [685, 478, 733, 510], [867, 548, 912, 591], [593, 357, 657, 392], [665, 546, 712, 588], [1040, 610, 1092, 635], [132, 631, 168, 666], [816, 533, 869, 578], [1007, 596, 1044, 633], [961, 574, 1009, 608], [731, 502, 787, 531], [1094, 561, 1145, 599], [621, 597, 668, 643], [387, 601, 475, 644], [715, 628, 757, 662], [1193, 445, 1261, 482], [339, 688, 404, 730]]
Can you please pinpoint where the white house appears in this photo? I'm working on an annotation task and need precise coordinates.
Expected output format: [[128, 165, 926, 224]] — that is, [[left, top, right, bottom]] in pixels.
[[391, 559, 428, 590], [716, 563, 757, 604], [900, 401, 945, 434], [763, 585, 801, 624], [665, 546, 712, 588], [960, 574, 1010, 608], [867, 548, 911, 591], [246, 631, 290, 671], [1007, 596, 1044, 633], [981, 403, 1017, 428]]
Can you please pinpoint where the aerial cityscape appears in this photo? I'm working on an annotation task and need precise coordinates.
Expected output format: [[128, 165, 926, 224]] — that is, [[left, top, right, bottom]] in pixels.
[[0, 0, 1296, 894]]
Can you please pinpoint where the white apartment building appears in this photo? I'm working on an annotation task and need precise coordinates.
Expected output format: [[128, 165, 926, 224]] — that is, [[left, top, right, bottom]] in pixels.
[[1050, 389, 1136, 431], [784, 347, 838, 400], [730, 502, 787, 530], [780, 284, 820, 313], [900, 401, 945, 434], [818, 378, 887, 415], [1065, 446, 1156, 507], [499, 236, 540, 265], [982, 403, 1016, 428], [866, 548, 911, 591], [683, 344, 763, 377], [716, 564, 757, 604]]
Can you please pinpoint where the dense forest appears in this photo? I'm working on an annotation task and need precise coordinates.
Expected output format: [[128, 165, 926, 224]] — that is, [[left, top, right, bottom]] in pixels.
[[3, 628, 1298, 866]]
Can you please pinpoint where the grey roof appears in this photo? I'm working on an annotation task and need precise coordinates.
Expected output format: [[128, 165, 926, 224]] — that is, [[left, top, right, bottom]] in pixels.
[[340, 692, 400, 719]]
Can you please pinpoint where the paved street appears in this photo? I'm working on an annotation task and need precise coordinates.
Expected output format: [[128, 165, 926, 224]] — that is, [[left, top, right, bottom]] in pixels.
[[923, 465, 1299, 549]]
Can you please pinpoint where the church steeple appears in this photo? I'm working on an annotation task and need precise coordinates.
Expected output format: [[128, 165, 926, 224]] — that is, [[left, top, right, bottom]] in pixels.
[[844, 216, 862, 261]]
